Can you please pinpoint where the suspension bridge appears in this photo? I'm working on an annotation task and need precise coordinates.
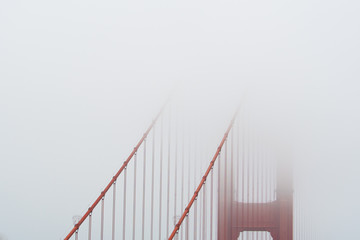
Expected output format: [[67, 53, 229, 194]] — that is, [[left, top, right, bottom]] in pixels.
[[62, 101, 315, 240]]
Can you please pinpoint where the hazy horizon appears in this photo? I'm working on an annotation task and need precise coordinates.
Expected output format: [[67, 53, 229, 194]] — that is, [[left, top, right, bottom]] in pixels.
[[1, 0, 360, 239]]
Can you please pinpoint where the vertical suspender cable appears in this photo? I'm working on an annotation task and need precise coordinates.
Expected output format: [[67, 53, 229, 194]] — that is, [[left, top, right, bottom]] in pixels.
[[199, 143, 203, 240], [236, 120, 240, 229], [193, 134, 197, 240], [194, 198, 197, 240], [261, 142, 267, 239], [256, 136, 259, 240], [166, 111, 171, 239], [198, 182, 202, 239], [230, 128, 234, 235], [216, 152, 222, 239], [184, 128, 189, 239], [150, 126, 155, 240], [159, 116, 164, 240], [180, 126, 185, 240], [241, 119, 245, 240], [301, 177, 304, 240], [75, 230, 78, 240], [246, 124, 250, 240], [274, 156, 277, 201], [174, 121, 178, 230], [262, 142, 265, 240], [295, 181, 297, 240], [199, 164, 202, 240], [266, 148, 268, 240], [210, 166, 213, 240], [304, 196, 306, 240], [224, 140, 227, 240], [271, 153, 274, 218], [294, 178, 299, 240], [298, 182, 300, 240], [112, 182, 116, 240], [193, 135, 199, 239], [88, 213, 92, 240], [141, 139, 146, 240], [123, 169, 127, 240], [202, 177, 206, 239], [259, 138, 262, 240], [185, 217, 189, 240], [266, 155, 268, 240], [251, 129, 255, 240], [306, 203, 307, 240], [132, 152, 137, 240], [217, 153, 221, 240], [185, 125, 190, 240], [261, 139, 264, 240], [101, 197, 104, 240], [294, 161, 299, 240]]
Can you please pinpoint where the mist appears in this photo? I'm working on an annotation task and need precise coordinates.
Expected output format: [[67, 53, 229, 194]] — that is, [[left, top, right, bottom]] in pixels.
[[1, 0, 360, 239]]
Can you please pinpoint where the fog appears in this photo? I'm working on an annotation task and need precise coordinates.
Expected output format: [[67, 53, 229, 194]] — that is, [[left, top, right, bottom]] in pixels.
[[1, 0, 360, 239]]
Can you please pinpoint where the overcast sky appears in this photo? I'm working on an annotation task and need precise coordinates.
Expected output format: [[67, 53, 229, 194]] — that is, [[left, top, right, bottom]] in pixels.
[[1, 0, 360, 239]]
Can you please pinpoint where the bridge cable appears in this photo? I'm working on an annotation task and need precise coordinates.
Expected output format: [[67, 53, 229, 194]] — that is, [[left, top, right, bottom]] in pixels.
[[235, 120, 240, 237], [246, 119, 250, 240], [159, 115, 164, 240], [194, 131, 197, 240], [224, 138, 227, 240], [265, 145, 268, 240], [210, 159, 214, 240], [112, 181, 116, 240], [122, 168, 127, 240], [202, 172, 207, 239], [132, 152, 137, 240], [240, 118, 245, 240], [141, 138, 146, 240], [101, 197, 104, 240], [88, 212, 92, 240], [217, 151, 221, 240], [166, 110, 171, 239], [262, 137, 265, 240], [150, 125, 155, 240], [185, 124, 191, 240], [268, 145, 271, 240], [251, 127, 255, 240], [194, 196, 197, 240], [180, 119, 185, 240], [256, 135, 259, 240], [230, 126, 234, 240], [173, 117, 178, 237]]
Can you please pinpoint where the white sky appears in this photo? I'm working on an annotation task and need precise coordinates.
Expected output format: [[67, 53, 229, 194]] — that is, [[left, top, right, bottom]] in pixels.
[[1, 0, 360, 239]]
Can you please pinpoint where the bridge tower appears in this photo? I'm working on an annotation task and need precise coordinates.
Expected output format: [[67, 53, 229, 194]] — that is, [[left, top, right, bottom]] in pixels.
[[218, 157, 293, 240]]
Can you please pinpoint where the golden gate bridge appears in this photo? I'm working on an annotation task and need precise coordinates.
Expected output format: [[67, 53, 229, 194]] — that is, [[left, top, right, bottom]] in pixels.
[[62, 100, 316, 240]]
